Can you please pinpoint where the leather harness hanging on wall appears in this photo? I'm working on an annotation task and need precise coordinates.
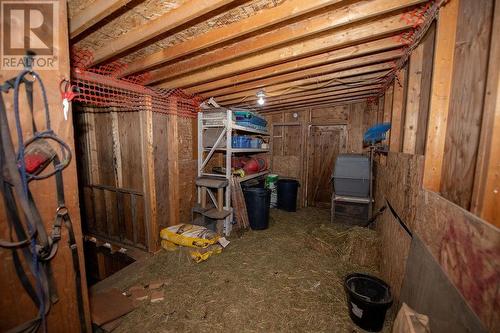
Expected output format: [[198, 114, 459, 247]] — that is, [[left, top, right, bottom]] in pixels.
[[0, 68, 86, 333]]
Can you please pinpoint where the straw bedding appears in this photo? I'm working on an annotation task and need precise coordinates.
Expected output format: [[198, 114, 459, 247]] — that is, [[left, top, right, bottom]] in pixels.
[[98, 208, 393, 332]]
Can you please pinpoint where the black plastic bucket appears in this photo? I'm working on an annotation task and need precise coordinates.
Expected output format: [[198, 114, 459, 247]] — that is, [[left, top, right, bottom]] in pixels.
[[276, 179, 299, 212], [344, 273, 393, 332], [243, 188, 271, 230]]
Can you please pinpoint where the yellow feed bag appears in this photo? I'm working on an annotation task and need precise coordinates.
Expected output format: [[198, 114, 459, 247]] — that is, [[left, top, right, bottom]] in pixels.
[[189, 244, 223, 263], [160, 224, 220, 249]]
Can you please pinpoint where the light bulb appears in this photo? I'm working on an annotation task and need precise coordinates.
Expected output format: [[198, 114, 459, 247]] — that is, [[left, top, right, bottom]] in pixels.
[[257, 96, 265, 106]]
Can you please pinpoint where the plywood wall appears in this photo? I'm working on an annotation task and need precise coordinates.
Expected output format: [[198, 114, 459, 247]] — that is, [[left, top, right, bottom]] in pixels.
[[374, 153, 500, 332]]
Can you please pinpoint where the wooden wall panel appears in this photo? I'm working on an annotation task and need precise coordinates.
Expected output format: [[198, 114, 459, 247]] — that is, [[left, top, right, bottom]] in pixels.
[[347, 103, 364, 153], [373, 153, 424, 302], [152, 113, 170, 232], [94, 113, 116, 186], [118, 112, 143, 191], [375, 152, 500, 332], [178, 117, 197, 225], [415, 190, 500, 331], [0, 1, 91, 330], [440, 0, 495, 209], [471, 0, 500, 227]]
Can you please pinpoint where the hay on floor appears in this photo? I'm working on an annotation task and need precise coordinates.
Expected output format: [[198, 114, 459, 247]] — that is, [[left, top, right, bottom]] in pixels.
[[94, 208, 393, 333]]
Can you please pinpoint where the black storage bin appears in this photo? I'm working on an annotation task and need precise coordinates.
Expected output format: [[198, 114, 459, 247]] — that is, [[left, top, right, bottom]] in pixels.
[[243, 188, 271, 230], [344, 273, 393, 332], [276, 179, 299, 212]]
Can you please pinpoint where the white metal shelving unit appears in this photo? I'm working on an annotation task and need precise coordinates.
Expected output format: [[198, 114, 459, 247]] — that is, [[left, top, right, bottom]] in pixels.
[[197, 108, 270, 235]]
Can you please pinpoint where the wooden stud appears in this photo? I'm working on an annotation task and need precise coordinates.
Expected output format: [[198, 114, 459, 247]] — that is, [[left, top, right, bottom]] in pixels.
[[69, 0, 131, 39], [402, 42, 424, 154], [90, 0, 236, 65], [389, 66, 408, 152], [140, 96, 157, 251], [471, 0, 500, 226], [154, 12, 416, 87], [423, 0, 459, 191], [120, 0, 345, 76]]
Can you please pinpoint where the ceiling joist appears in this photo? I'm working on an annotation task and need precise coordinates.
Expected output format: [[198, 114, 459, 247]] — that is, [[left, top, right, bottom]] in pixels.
[[208, 49, 401, 102], [228, 84, 383, 108], [90, 0, 237, 66], [188, 36, 402, 94], [70, 0, 133, 40], [208, 62, 393, 103], [154, 10, 417, 88], [120, 0, 345, 77]]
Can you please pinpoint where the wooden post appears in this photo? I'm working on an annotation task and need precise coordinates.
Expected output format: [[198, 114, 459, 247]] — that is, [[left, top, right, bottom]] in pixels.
[[140, 96, 157, 251], [0, 1, 91, 330], [217, 188, 224, 212], [402, 42, 424, 154], [423, 0, 459, 190], [390, 66, 408, 152], [167, 99, 180, 227]]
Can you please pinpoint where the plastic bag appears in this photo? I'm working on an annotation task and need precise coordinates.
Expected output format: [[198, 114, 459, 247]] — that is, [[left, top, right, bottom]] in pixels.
[[159, 224, 220, 249], [392, 303, 430, 333]]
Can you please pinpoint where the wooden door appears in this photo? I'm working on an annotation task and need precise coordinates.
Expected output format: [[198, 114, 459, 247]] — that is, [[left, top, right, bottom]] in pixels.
[[307, 125, 346, 207]]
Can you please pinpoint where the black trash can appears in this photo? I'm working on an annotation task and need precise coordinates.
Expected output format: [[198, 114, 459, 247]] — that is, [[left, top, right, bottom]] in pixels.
[[243, 188, 271, 230], [344, 273, 393, 332], [276, 179, 299, 212]]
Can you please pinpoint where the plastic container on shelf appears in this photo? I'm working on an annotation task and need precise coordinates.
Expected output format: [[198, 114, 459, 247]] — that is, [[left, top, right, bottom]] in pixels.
[[250, 138, 262, 148]]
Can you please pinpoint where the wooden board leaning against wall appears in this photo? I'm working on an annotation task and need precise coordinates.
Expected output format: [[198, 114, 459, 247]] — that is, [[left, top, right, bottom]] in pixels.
[[0, 0, 91, 331], [262, 100, 378, 208]]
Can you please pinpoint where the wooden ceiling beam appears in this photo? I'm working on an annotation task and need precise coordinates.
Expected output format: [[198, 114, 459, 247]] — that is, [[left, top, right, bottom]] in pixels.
[[220, 81, 381, 106], [209, 49, 401, 102], [259, 94, 376, 112], [189, 36, 402, 94], [90, 0, 237, 66], [229, 83, 382, 107], [257, 91, 379, 111], [208, 62, 393, 102], [70, 0, 132, 39], [261, 98, 370, 113], [151, 0, 424, 87], [228, 84, 382, 108], [120, 0, 345, 77]]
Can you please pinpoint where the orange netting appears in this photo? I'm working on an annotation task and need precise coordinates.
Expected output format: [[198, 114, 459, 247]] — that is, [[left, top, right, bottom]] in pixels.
[[70, 48, 201, 118]]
